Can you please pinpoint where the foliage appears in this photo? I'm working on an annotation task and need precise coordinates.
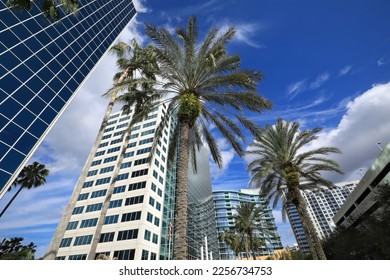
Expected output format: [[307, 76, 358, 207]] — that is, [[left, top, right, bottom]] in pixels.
[[265, 248, 312, 260], [246, 118, 343, 259], [6, 0, 78, 21], [323, 183, 390, 259], [0, 237, 36, 260]]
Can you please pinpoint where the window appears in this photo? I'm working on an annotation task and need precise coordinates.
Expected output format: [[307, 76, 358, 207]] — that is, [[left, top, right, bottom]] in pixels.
[[109, 113, 120, 120], [91, 160, 102, 166], [154, 217, 160, 227], [120, 162, 132, 169], [117, 173, 129, 181], [150, 252, 157, 260], [139, 137, 153, 145], [134, 158, 148, 166], [77, 193, 89, 201], [113, 249, 135, 260], [86, 203, 103, 212], [141, 249, 149, 260], [160, 166, 165, 173], [157, 189, 162, 197], [113, 130, 126, 137], [107, 120, 117, 126], [107, 146, 120, 154], [147, 212, 153, 223], [159, 176, 164, 184], [156, 202, 161, 211], [104, 127, 114, 133], [73, 235, 93, 246], [117, 229, 139, 241], [66, 221, 78, 230], [95, 177, 110, 186], [100, 166, 114, 174], [113, 185, 126, 194], [128, 181, 146, 191], [103, 156, 117, 163], [143, 121, 156, 128], [153, 170, 158, 179], [119, 116, 131, 122], [104, 215, 119, 225], [68, 254, 87, 260], [149, 196, 155, 207], [131, 168, 148, 177], [129, 133, 139, 139], [72, 206, 84, 215], [109, 199, 122, 208], [110, 139, 122, 145], [121, 211, 141, 222], [141, 129, 155, 136], [125, 195, 144, 206], [152, 233, 158, 244], [60, 238, 72, 248], [146, 114, 157, 120], [127, 142, 136, 148], [95, 151, 105, 157], [154, 159, 159, 167], [116, 123, 129, 129], [161, 155, 166, 162], [136, 147, 151, 155], [124, 151, 134, 158], [131, 125, 141, 131], [144, 230, 151, 241], [91, 189, 107, 198], [151, 183, 157, 192], [99, 232, 115, 243], [87, 170, 98, 177], [83, 181, 94, 188], [102, 134, 111, 140], [80, 218, 98, 228]]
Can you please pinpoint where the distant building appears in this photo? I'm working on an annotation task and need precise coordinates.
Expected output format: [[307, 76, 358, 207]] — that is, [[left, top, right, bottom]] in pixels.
[[44, 106, 218, 260], [0, 0, 136, 200], [286, 181, 357, 252], [213, 188, 283, 259], [333, 141, 390, 228]]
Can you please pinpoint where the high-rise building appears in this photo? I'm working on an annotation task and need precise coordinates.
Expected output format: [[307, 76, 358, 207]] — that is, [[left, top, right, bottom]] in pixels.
[[213, 188, 283, 259], [44, 106, 218, 260], [285, 181, 357, 252], [0, 0, 136, 200]]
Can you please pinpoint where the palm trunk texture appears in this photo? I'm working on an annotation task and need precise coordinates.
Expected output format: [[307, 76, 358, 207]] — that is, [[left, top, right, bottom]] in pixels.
[[173, 121, 190, 260], [0, 186, 23, 218]]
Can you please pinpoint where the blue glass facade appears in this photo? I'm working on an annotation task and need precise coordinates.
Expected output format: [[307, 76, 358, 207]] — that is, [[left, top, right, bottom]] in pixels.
[[0, 0, 136, 199]]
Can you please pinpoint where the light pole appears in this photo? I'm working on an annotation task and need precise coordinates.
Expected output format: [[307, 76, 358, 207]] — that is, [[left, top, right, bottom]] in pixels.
[[377, 142, 383, 151]]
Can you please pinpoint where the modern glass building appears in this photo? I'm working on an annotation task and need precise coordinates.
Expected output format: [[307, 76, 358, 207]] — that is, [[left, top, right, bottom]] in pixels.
[[44, 106, 218, 260], [213, 188, 283, 260], [285, 181, 357, 252], [0, 0, 136, 200]]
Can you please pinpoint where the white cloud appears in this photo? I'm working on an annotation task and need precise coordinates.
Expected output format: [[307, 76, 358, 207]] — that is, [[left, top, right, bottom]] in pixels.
[[377, 57, 387, 66], [132, 0, 149, 13], [218, 21, 264, 48], [309, 72, 330, 89], [287, 79, 307, 99], [339, 65, 352, 76], [302, 81, 390, 182]]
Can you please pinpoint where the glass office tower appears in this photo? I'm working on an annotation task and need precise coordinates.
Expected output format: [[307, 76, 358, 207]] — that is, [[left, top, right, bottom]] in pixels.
[[0, 0, 136, 199]]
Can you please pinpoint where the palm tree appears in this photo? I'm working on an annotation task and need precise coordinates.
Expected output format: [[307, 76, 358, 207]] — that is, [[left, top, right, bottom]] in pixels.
[[234, 202, 268, 260], [0, 162, 49, 218], [246, 118, 343, 260], [145, 16, 272, 260], [6, 0, 78, 21], [219, 229, 242, 260]]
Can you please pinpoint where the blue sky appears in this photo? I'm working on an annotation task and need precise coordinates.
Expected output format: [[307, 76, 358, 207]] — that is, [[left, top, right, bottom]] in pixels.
[[1, 0, 390, 258]]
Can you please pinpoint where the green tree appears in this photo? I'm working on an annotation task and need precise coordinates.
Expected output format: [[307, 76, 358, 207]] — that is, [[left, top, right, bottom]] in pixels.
[[0, 161, 49, 218], [145, 16, 272, 260], [219, 229, 242, 260], [246, 118, 343, 260], [0, 237, 36, 260], [6, 0, 78, 21], [86, 41, 159, 260]]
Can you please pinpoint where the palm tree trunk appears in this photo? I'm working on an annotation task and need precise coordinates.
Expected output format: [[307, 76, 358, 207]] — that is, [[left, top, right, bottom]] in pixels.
[[0, 186, 23, 218], [173, 121, 190, 260], [290, 185, 326, 260], [43, 69, 130, 260], [87, 127, 133, 259]]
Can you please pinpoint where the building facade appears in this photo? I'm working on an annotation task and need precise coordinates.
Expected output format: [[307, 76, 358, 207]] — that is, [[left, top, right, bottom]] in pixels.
[[44, 106, 218, 260], [0, 0, 136, 200], [286, 181, 357, 252], [213, 188, 283, 260], [333, 141, 390, 228]]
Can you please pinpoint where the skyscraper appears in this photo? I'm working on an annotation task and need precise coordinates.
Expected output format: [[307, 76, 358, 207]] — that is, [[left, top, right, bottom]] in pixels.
[[44, 106, 218, 260], [285, 181, 357, 252], [213, 188, 283, 259], [0, 0, 136, 200]]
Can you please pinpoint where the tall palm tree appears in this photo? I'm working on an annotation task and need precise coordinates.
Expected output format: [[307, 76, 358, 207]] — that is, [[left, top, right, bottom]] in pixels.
[[246, 118, 343, 260], [0, 162, 49, 218], [145, 16, 272, 260], [6, 0, 78, 21], [44, 40, 158, 259], [234, 202, 268, 260], [219, 229, 242, 260]]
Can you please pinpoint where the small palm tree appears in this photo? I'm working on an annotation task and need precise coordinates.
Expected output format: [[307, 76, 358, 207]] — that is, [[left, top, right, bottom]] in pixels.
[[219, 229, 242, 260], [246, 118, 343, 260], [234, 202, 269, 260], [145, 16, 272, 260], [0, 162, 49, 218], [6, 0, 78, 21]]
